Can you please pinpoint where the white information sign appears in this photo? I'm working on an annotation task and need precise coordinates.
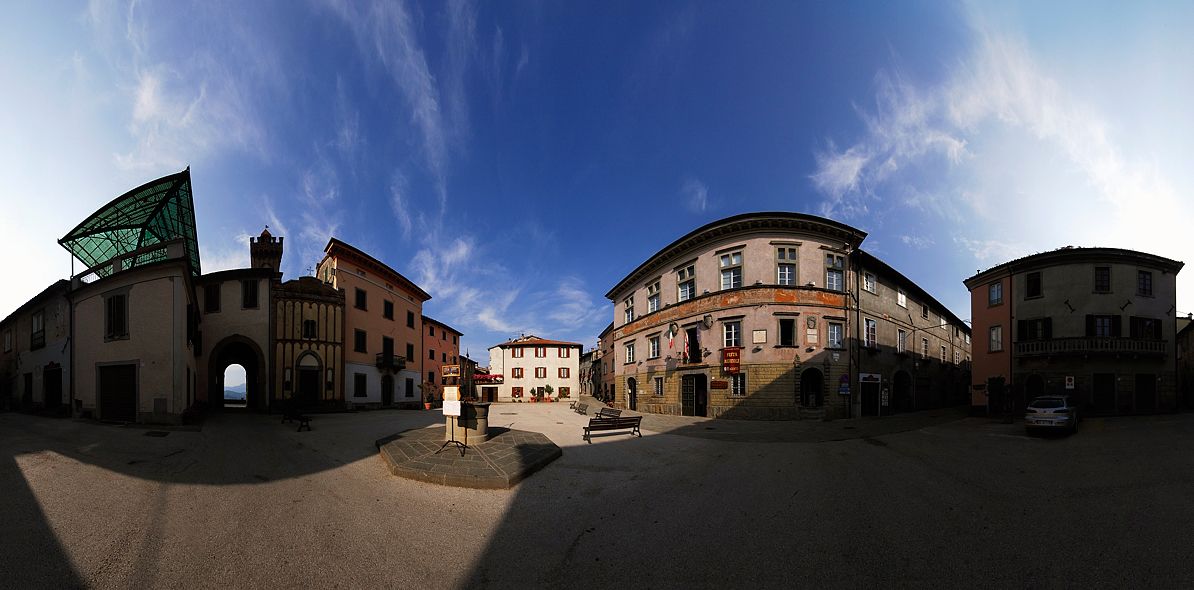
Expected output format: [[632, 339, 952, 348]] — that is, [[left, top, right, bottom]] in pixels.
[[1065, 376, 1075, 390], [443, 400, 462, 417]]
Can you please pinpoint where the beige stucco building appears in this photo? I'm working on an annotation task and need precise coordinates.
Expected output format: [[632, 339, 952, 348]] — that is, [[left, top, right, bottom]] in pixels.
[[605, 212, 969, 420], [1, 280, 71, 413], [487, 336, 582, 402]]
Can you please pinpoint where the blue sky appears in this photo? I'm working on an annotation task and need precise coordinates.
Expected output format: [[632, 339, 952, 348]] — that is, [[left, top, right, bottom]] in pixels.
[[4, 1, 1194, 365]]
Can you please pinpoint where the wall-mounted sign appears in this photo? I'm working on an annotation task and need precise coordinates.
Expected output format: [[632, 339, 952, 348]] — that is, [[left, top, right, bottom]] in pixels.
[[710, 380, 729, 389], [442, 365, 460, 377], [721, 347, 742, 374], [1065, 376, 1075, 390], [752, 329, 767, 344], [838, 374, 850, 395], [880, 387, 890, 407]]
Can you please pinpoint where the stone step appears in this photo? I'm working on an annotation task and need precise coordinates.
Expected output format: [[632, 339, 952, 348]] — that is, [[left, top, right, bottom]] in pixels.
[[799, 407, 827, 420]]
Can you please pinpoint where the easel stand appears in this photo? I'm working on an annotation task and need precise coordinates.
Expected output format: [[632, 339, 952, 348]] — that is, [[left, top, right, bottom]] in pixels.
[[437, 415, 468, 457]]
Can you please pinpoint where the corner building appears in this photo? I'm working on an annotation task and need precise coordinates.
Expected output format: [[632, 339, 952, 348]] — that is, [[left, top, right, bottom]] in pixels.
[[965, 247, 1183, 415], [605, 212, 970, 420]]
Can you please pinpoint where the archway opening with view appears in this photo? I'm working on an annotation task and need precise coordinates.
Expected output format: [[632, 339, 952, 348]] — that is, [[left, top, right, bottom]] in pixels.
[[224, 364, 248, 408]]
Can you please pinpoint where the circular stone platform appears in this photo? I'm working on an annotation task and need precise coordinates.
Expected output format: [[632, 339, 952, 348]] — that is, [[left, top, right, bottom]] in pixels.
[[374, 426, 561, 489]]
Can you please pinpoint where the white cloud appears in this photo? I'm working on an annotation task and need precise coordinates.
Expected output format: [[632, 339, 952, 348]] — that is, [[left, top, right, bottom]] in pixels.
[[682, 178, 709, 213], [900, 235, 934, 249]]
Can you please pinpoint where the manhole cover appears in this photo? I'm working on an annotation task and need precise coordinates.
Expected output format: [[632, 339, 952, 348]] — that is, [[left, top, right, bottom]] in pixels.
[[500, 413, 518, 415], [144, 431, 170, 437]]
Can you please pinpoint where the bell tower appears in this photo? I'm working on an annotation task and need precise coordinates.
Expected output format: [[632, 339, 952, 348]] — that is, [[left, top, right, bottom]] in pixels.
[[250, 227, 284, 273]]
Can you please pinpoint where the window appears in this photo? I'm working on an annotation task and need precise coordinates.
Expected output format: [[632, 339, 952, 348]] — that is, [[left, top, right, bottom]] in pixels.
[[647, 281, 660, 313], [921, 337, 930, 358], [354, 288, 367, 310], [778, 318, 796, 346], [1093, 315, 1113, 338], [825, 254, 844, 292], [302, 319, 317, 339], [383, 300, 394, 320], [105, 295, 128, 340], [965, 333, 971, 345], [354, 373, 367, 398], [677, 264, 696, 302], [535, 367, 547, 379], [720, 251, 743, 290], [512, 386, 524, 398], [653, 376, 664, 396], [827, 322, 844, 349], [989, 326, 1003, 352], [453, 335, 457, 344], [863, 272, 876, 293], [2, 329, 10, 352], [625, 342, 636, 363], [1138, 270, 1153, 296], [920, 303, 929, 320], [354, 329, 367, 353], [723, 321, 741, 348], [940, 345, 947, 362], [429, 349, 435, 360], [1094, 267, 1111, 293], [940, 317, 946, 329], [730, 373, 746, 396], [864, 318, 877, 348], [558, 367, 570, 378], [242, 280, 259, 309], [442, 352, 447, 362], [30, 309, 45, 349], [1026, 272, 1042, 298], [429, 326, 435, 337], [559, 387, 570, 397], [558, 347, 571, 358], [897, 289, 907, 308], [988, 282, 1002, 306], [954, 350, 961, 364], [406, 343, 414, 360], [428, 372, 435, 384], [648, 335, 660, 359], [204, 284, 221, 313], [512, 348, 524, 358], [1019, 318, 1052, 341], [512, 368, 524, 378], [1131, 317, 1161, 340], [897, 329, 907, 354], [535, 346, 546, 358], [407, 311, 414, 328], [442, 331, 446, 341], [623, 295, 635, 324], [685, 327, 700, 363], [405, 378, 414, 398], [776, 247, 798, 286]]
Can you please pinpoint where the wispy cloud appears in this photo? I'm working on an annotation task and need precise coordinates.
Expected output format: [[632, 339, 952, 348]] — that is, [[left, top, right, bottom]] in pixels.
[[682, 177, 710, 213], [900, 235, 934, 249]]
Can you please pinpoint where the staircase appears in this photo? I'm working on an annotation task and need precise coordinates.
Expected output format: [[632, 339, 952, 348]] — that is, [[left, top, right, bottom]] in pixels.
[[799, 407, 826, 421]]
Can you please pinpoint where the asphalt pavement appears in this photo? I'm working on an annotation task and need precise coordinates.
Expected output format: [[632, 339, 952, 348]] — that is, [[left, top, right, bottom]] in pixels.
[[2, 405, 1193, 589]]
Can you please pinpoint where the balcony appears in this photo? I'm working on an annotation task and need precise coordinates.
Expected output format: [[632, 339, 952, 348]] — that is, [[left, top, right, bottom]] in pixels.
[[375, 353, 406, 372], [1015, 337, 1166, 357]]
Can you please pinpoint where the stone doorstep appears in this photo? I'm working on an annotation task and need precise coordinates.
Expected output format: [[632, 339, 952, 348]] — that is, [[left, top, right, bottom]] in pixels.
[[376, 426, 562, 490]]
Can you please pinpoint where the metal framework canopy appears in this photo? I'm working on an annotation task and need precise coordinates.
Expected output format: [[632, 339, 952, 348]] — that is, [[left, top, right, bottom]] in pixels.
[[59, 168, 201, 277]]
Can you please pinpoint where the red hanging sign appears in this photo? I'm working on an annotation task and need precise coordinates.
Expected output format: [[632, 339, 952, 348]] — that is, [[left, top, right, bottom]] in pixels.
[[721, 347, 742, 375]]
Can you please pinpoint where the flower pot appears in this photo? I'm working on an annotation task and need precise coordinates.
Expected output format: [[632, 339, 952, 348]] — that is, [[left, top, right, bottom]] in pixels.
[[424, 403, 432, 410]]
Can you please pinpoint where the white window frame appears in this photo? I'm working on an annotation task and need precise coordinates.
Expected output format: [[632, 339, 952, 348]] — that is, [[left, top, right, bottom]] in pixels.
[[646, 281, 660, 313], [624, 342, 636, 363], [921, 337, 929, 358], [897, 289, 907, 308], [827, 322, 844, 349], [648, 335, 660, 359], [719, 251, 743, 291], [863, 272, 876, 293], [677, 265, 696, 302], [954, 350, 960, 365], [730, 373, 746, 396], [653, 376, 664, 396], [989, 326, 1003, 352], [940, 345, 947, 362], [897, 329, 907, 353], [623, 296, 634, 324], [535, 367, 547, 379], [723, 321, 741, 348], [864, 318, 877, 348]]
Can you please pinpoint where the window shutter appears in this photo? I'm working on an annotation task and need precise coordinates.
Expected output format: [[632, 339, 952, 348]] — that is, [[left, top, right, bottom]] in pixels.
[[1112, 315, 1122, 337], [1085, 315, 1094, 337], [1129, 317, 1139, 338], [1017, 320, 1028, 342], [1043, 318, 1053, 340]]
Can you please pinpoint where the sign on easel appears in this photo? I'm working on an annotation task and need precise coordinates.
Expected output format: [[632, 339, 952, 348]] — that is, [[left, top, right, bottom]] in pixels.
[[443, 400, 461, 416]]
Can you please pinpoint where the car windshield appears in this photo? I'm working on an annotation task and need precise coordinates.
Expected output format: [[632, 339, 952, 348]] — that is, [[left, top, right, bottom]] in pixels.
[[1030, 398, 1065, 409]]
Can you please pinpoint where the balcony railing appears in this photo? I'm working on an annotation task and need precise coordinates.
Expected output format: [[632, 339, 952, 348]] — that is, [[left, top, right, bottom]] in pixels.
[[375, 353, 406, 372], [1015, 337, 1166, 357]]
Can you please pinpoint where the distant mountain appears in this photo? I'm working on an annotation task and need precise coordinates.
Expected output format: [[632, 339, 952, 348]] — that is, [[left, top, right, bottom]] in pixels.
[[224, 383, 247, 400]]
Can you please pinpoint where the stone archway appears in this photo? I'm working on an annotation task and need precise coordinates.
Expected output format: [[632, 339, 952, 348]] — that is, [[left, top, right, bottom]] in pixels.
[[800, 368, 824, 408], [208, 335, 267, 411], [294, 352, 323, 409]]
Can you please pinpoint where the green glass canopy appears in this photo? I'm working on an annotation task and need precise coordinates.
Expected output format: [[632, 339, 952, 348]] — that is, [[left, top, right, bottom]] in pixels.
[[59, 168, 201, 277]]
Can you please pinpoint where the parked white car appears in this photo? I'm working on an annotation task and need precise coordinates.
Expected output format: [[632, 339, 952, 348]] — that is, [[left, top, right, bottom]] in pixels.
[[1024, 395, 1079, 433]]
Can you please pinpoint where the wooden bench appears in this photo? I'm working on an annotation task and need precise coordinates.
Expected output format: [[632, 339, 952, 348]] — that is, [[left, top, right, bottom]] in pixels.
[[574, 403, 589, 416], [281, 405, 312, 432], [597, 407, 622, 419], [583, 416, 642, 443]]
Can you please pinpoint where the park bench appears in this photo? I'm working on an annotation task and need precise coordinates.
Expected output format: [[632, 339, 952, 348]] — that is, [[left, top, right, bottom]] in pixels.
[[583, 416, 642, 443], [596, 407, 622, 419], [574, 403, 589, 415], [280, 403, 312, 432]]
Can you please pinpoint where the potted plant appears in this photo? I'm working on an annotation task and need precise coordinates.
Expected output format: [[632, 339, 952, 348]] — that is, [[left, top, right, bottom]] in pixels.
[[422, 381, 439, 410], [543, 384, 554, 402]]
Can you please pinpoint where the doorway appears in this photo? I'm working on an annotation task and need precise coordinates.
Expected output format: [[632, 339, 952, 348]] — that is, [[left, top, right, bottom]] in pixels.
[[43, 366, 62, 411], [99, 364, 137, 422], [382, 375, 394, 406], [627, 377, 637, 411], [1025, 374, 1045, 400], [892, 371, 913, 413], [482, 386, 497, 402], [861, 381, 880, 416], [1135, 374, 1157, 413], [681, 374, 707, 417], [223, 364, 247, 409], [800, 368, 823, 408], [1093, 373, 1115, 414]]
